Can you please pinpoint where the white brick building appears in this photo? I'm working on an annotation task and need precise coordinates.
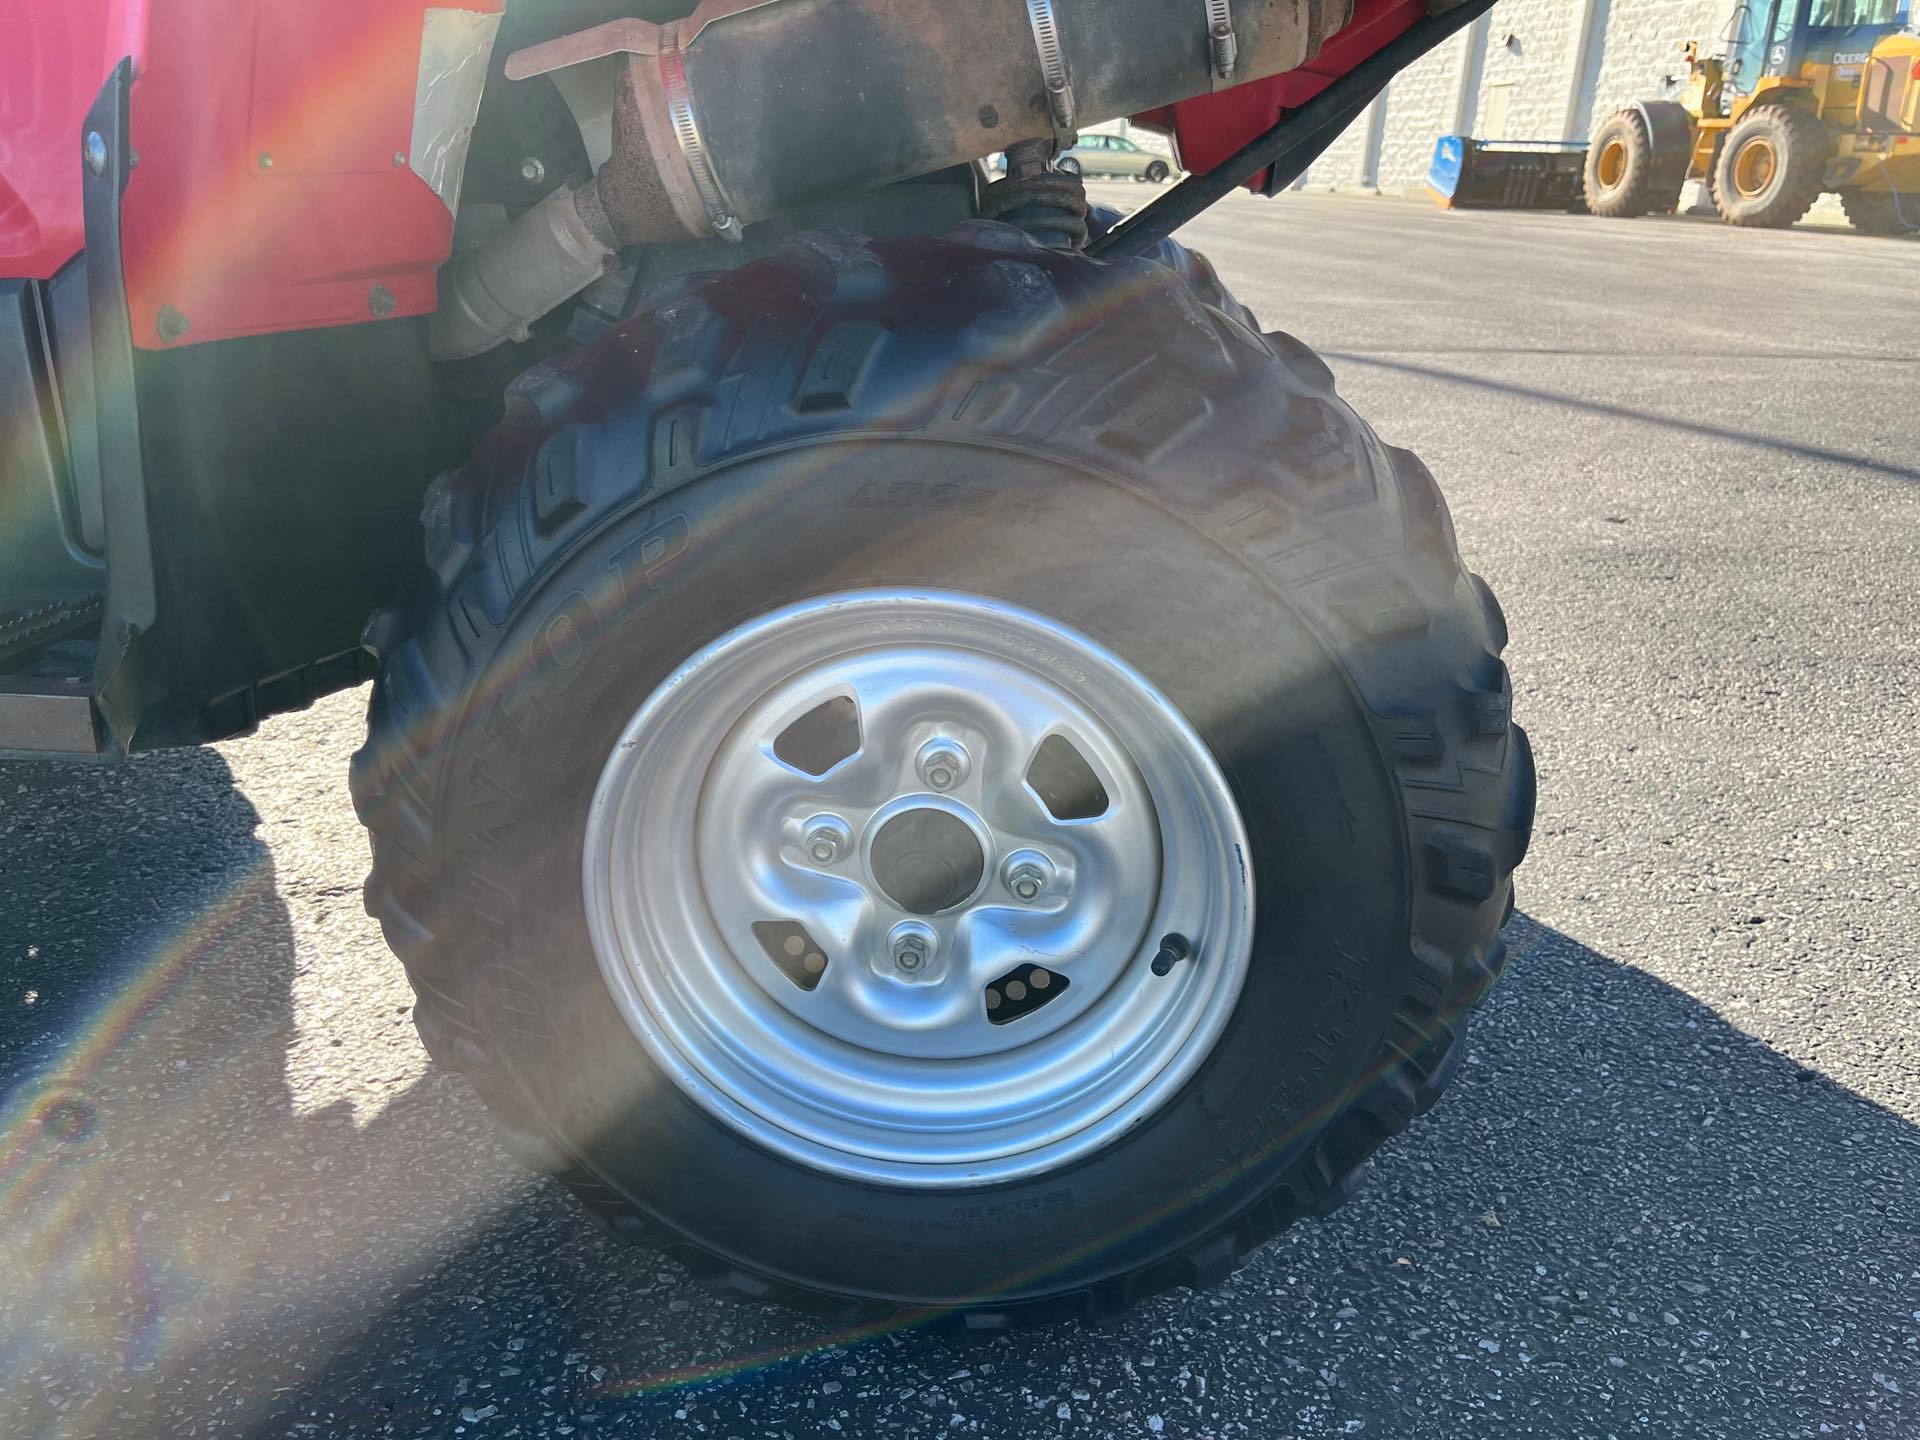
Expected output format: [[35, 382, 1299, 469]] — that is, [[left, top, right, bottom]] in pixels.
[[1298, 0, 1731, 194]]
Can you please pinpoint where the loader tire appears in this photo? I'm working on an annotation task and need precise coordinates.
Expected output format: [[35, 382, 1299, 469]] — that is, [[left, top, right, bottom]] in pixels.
[[352, 223, 1534, 1327], [1713, 104, 1831, 228], [1704, 136, 1727, 218], [1839, 187, 1916, 236], [1584, 108, 1662, 218]]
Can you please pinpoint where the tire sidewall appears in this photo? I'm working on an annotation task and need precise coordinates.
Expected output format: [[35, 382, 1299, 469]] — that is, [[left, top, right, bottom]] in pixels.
[[1714, 106, 1825, 226], [440, 440, 1417, 1304], [1720, 116, 1787, 216], [1584, 112, 1651, 217], [1841, 188, 1905, 235]]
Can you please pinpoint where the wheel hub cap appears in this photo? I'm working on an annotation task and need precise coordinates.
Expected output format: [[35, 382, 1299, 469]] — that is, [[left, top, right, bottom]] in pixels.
[[583, 589, 1254, 1187], [869, 807, 986, 914], [1597, 138, 1626, 190], [1734, 138, 1776, 198]]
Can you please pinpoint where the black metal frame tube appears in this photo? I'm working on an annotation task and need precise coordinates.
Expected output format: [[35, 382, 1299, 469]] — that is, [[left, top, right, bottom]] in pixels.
[[1089, 0, 1497, 259]]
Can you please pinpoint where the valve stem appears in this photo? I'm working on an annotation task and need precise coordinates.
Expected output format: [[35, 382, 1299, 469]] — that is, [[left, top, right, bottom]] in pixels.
[[1150, 933, 1192, 977]]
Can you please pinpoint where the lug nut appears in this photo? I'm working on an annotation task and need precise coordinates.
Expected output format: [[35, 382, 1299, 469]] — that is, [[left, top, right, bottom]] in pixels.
[[916, 740, 969, 792], [886, 921, 939, 980], [1002, 850, 1055, 904], [801, 815, 852, 866]]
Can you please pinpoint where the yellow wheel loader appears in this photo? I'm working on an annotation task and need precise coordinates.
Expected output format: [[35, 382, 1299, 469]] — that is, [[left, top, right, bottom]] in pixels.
[[1585, 0, 1920, 231]]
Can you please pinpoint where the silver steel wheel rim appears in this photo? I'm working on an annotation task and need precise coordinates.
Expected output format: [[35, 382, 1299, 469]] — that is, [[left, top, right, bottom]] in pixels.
[[584, 588, 1253, 1187]]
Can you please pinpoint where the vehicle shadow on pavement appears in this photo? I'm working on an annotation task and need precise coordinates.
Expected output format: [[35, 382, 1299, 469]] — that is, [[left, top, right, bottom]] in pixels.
[[2, 745, 1915, 1438], [242, 916, 1917, 1440], [1325, 352, 1920, 488], [0, 743, 540, 1440], [1, 747, 300, 1437]]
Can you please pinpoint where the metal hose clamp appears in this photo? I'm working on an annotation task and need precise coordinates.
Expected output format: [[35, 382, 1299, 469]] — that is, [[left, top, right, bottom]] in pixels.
[[659, 21, 743, 242], [1206, 0, 1238, 87], [1024, 0, 1076, 138]]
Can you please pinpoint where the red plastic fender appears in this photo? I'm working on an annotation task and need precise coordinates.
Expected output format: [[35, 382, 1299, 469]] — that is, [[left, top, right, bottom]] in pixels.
[[0, 2, 149, 281], [1134, 0, 1428, 190], [9, 0, 1417, 348], [120, 0, 504, 349], [2, 0, 501, 350]]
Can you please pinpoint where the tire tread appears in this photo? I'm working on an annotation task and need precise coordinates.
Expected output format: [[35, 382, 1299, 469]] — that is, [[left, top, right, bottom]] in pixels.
[[354, 223, 1535, 1327]]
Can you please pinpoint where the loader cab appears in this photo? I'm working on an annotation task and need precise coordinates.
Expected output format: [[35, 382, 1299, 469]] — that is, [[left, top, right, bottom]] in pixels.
[[1722, 0, 1810, 98], [1725, 0, 1910, 118], [1797, 0, 1913, 120], [1753, 0, 1908, 80]]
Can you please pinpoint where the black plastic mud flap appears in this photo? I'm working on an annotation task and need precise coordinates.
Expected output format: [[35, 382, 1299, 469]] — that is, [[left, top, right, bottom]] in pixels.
[[1633, 100, 1698, 200], [82, 58, 159, 754], [0, 59, 153, 758], [0, 66, 135, 757]]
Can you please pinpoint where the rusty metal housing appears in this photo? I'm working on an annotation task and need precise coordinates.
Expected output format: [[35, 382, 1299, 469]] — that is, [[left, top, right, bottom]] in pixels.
[[432, 0, 1355, 358]]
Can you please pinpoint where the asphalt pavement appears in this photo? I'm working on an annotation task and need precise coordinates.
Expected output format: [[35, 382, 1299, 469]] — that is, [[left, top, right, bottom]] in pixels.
[[3, 184, 1917, 1438]]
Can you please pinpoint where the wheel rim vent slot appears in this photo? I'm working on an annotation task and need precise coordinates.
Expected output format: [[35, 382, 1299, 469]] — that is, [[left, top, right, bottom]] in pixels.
[[752, 920, 831, 990], [773, 695, 861, 775], [1025, 733, 1108, 820], [986, 963, 1067, 1024]]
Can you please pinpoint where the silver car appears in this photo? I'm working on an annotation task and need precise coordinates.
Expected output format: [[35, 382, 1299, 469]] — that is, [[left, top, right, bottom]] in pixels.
[[1056, 133, 1176, 182]]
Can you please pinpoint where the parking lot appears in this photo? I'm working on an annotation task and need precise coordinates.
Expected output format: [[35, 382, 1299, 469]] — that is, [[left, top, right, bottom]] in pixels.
[[4, 186, 1917, 1438]]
